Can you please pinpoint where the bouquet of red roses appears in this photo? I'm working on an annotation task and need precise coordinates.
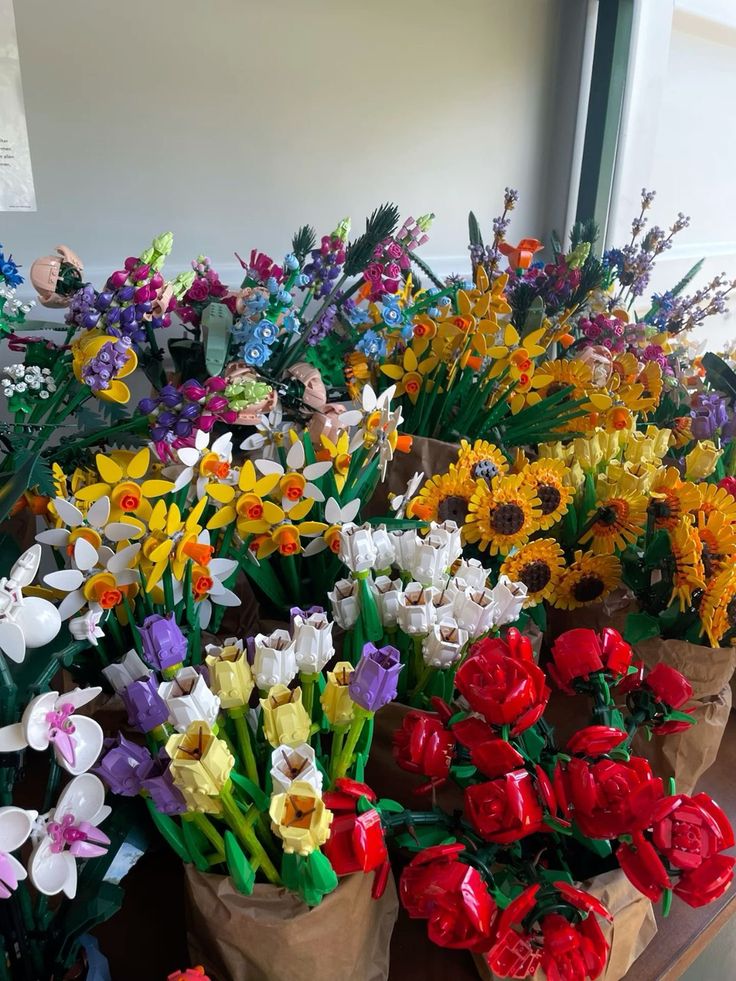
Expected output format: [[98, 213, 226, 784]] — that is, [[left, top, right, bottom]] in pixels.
[[387, 626, 735, 979]]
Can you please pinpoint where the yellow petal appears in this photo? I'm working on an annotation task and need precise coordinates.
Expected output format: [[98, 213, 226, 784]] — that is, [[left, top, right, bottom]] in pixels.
[[238, 519, 271, 535], [456, 291, 472, 316], [286, 499, 314, 521], [404, 348, 419, 372], [98, 380, 130, 404], [76, 482, 112, 502], [254, 472, 281, 497], [298, 521, 328, 536], [239, 459, 257, 492], [204, 483, 236, 504], [187, 495, 208, 530], [166, 503, 182, 535], [150, 540, 174, 563], [95, 454, 123, 484], [149, 499, 168, 531], [503, 325, 520, 346], [263, 501, 285, 524], [589, 393, 613, 410], [141, 479, 174, 498], [207, 506, 236, 530], [146, 559, 169, 592], [127, 448, 150, 480], [257, 538, 279, 560], [380, 364, 405, 380]]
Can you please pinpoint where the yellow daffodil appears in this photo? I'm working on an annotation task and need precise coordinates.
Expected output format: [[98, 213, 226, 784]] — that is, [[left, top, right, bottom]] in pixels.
[[316, 430, 351, 492], [380, 345, 438, 403], [74, 448, 173, 525], [206, 459, 283, 534], [255, 500, 328, 559], [140, 496, 212, 592]]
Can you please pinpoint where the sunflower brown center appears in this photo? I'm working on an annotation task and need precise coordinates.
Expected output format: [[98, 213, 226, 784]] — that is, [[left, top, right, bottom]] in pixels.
[[572, 575, 605, 603], [520, 559, 551, 593], [537, 483, 561, 515], [547, 382, 568, 397], [490, 502, 525, 536], [438, 495, 468, 524], [472, 459, 500, 483], [702, 543, 715, 580]]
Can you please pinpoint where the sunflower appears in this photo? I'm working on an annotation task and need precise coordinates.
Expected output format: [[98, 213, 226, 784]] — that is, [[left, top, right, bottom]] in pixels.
[[521, 459, 572, 530], [694, 483, 736, 524], [465, 473, 542, 555], [579, 480, 647, 554], [609, 352, 640, 389], [670, 416, 693, 449], [500, 539, 565, 606], [636, 360, 664, 411], [700, 566, 736, 647], [669, 517, 706, 612], [455, 439, 509, 483], [695, 510, 736, 581], [534, 360, 605, 431], [408, 465, 478, 527], [647, 468, 701, 531], [552, 549, 622, 610]]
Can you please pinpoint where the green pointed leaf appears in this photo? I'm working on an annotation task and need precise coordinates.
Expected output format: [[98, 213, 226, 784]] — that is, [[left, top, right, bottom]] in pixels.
[[145, 799, 192, 863], [623, 612, 661, 644], [225, 830, 255, 894]]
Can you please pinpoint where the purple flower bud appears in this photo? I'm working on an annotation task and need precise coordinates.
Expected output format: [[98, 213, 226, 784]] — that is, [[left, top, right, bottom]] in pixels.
[[96, 292, 114, 310], [106, 305, 121, 325], [82, 311, 101, 329], [138, 397, 158, 415], [109, 270, 128, 289], [134, 285, 150, 304], [348, 642, 402, 711], [132, 264, 150, 282], [150, 271, 164, 290], [160, 388, 182, 408], [175, 419, 193, 437], [139, 751, 187, 815], [117, 285, 135, 302], [93, 735, 152, 796], [137, 612, 187, 671], [121, 676, 169, 732], [180, 403, 201, 421], [120, 305, 136, 325], [157, 410, 176, 427], [124, 257, 140, 272]]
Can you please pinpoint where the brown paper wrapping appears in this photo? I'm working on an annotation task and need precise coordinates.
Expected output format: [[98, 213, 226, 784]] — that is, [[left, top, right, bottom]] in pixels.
[[546, 589, 636, 643], [631, 638, 736, 795], [365, 436, 459, 518], [185, 865, 398, 981], [474, 869, 656, 981]]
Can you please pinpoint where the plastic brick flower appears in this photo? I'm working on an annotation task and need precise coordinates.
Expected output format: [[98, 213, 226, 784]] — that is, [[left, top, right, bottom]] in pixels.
[[71, 330, 138, 403], [0, 807, 37, 899], [380, 346, 438, 403], [500, 538, 565, 606], [205, 638, 254, 709], [700, 565, 736, 646], [669, 516, 706, 612], [166, 722, 234, 801], [74, 448, 173, 525], [139, 496, 212, 592], [168, 430, 234, 500], [552, 549, 622, 610], [206, 458, 282, 535], [466, 473, 542, 556], [579, 479, 647, 555], [260, 685, 311, 748], [36, 495, 142, 556], [268, 780, 333, 856], [43, 540, 140, 619]]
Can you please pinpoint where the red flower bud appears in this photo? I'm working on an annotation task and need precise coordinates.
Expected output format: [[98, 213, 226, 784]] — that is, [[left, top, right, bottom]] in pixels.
[[452, 716, 525, 778], [393, 710, 455, 782], [566, 725, 628, 756]]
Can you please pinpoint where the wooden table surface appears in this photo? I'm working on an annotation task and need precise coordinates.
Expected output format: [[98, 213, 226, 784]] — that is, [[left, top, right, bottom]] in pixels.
[[96, 715, 736, 981]]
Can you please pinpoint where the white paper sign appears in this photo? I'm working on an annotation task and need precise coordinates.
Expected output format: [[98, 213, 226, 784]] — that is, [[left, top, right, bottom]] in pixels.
[[0, 0, 35, 211]]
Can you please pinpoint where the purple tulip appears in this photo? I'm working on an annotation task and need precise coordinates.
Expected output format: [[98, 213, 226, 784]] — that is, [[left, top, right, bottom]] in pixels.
[[93, 735, 152, 796], [121, 676, 169, 733], [137, 613, 187, 672], [139, 751, 187, 815], [348, 643, 403, 711]]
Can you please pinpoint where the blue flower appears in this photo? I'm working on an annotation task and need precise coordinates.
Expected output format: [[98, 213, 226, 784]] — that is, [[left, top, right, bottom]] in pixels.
[[266, 276, 279, 295], [244, 293, 268, 315], [356, 329, 387, 360], [282, 312, 301, 334], [242, 339, 272, 367], [283, 253, 299, 271], [344, 303, 371, 327], [276, 288, 293, 306], [253, 319, 278, 344], [0, 248, 23, 288], [381, 296, 403, 327]]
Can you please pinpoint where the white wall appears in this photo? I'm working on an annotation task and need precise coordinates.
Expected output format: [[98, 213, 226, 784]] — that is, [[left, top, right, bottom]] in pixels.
[[608, 0, 736, 346], [3, 0, 571, 287]]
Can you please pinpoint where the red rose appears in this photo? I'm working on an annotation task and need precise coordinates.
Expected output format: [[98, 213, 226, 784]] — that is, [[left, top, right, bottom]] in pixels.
[[323, 779, 389, 898], [400, 843, 497, 952], [452, 716, 525, 777], [455, 638, 549, 734], [465, 770, 547, 843], [617, 831, 673, 901], [549, 628, 632, 694], [486, 883, 611, 981], [718, 476, 736, 497], [652, 792, 734, 870], [646, 663, 693, 709], [675, 854, 736, 907], [393, 710, 455, 782], [566, 725, 628, 756], [618, 662, 695, 734], [186, 278, 210, 302], [554, 756, 664, 838]]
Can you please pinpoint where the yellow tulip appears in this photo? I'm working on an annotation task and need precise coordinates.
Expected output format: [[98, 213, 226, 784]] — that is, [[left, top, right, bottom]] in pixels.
[[260, 685, 311, 748], [685, 441, 723, 481], [320, 662, 355, 726], [268, 780, 333, 855], [205, 641, 254, 709], [166, 721, 234, 802]]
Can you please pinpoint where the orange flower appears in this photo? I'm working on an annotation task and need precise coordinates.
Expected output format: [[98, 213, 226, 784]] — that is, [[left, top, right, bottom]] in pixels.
[[498, 238, 543, 270]]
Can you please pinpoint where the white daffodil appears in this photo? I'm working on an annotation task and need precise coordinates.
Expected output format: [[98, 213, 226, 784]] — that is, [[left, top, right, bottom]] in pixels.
[[0, 544, 62, 664], [166, 430, 235, 500], [254, 437, 332, 508], [302, 497, 361, 557], [29, 774, 111, 899], [341, 384, 396, 449], [42, 540, 140, 620], [239, 405, 290, 460], [0, 688, 103, 775], [36, 495, 142, 552], [170, 550, 239, 629], [0, 807, 37, 898]]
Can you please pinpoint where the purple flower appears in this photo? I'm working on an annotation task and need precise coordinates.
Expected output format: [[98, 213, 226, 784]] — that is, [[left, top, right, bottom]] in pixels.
[[93, 735, 152, 796], [121, 676, 169, 733], [690, 392, 729, 440], [348, 642, 403, 711], [139, 750, 187, 815], [137, 613, 187, 672]]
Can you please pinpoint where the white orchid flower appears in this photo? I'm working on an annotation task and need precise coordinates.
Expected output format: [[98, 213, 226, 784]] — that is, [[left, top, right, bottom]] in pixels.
[[0, 545, 62, 664], [29, 774, 111, 899], [36, 495, 142, 551], [42, 540, 140, 620], [0, 807, 37, 898], [0, 688, 103, 775]]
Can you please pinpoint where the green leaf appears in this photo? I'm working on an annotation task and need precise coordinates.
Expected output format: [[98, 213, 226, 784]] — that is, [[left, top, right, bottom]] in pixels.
[[145, 799, 191, 863], [468, 211, 484, 249], [644, 529, 672, 566], [702, 352, 736, 403], [224, 831, 255, 894], [572, 824, 612, 857], [623, 612, 661, 644]]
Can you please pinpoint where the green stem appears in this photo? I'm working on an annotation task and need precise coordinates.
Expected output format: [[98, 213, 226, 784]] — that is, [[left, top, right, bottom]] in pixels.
[[230, 710, 260, 788], [219, 785, 281, 885], [189, 812, 226, 860], [332, 708, 371, 782]]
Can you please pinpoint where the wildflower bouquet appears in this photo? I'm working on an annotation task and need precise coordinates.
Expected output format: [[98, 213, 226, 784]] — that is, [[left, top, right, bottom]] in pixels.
[[387, 624, 735, 979]]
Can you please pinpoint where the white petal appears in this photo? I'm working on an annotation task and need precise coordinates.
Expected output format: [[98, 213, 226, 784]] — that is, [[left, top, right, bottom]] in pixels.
[[87, 496, 111, 529], [53, 499, 84, 528], [35, 529, 71, 547], [107, 543, 140, 573], [0, 622, 26, 663], [198, 598, 212, 629], [337, 410, 362, 427], [209, 584, 240, 606], [302, 539, 327, 557], [177, 447, 200, 467], [73, 538, 99, 573], [195, 429, 209, 451], [29, 839, 77, 898], [348, 430, 365, 453], [342, 499, 361, 523], [57, 590, 87, 621], [255, 459, 283, 476], [324, 498, 341, 524], [97, 546, 115, 566], [239, 434, 265, 451], [286, 440, 305, 470], [54, 773, 110, 826], [303, 483, 325, 503], [62, 687, 103, 712], [303, 461, 333, 481], [174, 468, 193, 492], [58, 716, 104, 776], [105, 522, 143, 542], [22, 691, 58, 750], [211, 433, 232, 457], [115, 570, 138, 587], [0, 723, 27, 754], [209, 558, 238, 578], [362, 385, 377, 412], [0, 807, 37, 853], [44, 569, 84, 592]]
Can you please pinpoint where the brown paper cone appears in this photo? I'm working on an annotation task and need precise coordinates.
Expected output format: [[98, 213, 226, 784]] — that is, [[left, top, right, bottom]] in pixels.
[[185, 866, 398, 981], [631, 638, 736, 794], [474, 869, 656, 981]]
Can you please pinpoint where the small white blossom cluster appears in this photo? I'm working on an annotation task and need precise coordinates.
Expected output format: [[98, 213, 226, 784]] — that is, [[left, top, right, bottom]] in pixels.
[[330, 520, 528, 668], [0, 281, 35, 314], [2, 363, 57, 400]]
